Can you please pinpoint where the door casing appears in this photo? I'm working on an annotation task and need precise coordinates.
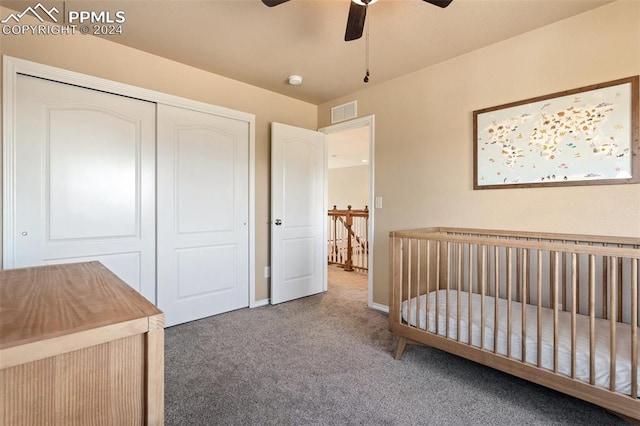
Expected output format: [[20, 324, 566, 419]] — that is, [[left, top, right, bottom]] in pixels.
[[319, 115, 379, 311]]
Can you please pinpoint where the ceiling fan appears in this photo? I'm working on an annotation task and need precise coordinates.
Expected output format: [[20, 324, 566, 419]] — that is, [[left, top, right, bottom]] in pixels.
[[262, 0, 453, 42]]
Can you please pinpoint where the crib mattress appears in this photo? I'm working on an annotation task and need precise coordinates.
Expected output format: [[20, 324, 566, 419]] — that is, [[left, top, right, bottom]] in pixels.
[[401, 290, 639, 397]]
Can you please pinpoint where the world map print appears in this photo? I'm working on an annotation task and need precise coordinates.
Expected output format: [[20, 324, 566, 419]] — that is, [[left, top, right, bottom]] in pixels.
[[476, 82, 633, 186]]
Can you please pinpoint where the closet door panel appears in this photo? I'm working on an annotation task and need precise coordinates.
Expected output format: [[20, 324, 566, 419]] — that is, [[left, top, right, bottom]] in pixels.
[[175, 127, 235, 233], [10, 75, 156, 301], [157, 104, 249, 327], [48, 109, 139, 240]]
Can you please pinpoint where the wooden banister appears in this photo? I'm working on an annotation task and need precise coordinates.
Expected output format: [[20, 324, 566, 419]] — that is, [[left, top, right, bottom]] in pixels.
[[328, 205, 369, 272]]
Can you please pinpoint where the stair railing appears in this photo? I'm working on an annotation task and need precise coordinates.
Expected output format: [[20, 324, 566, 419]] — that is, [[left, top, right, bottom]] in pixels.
[[327, 205, 369, 271]]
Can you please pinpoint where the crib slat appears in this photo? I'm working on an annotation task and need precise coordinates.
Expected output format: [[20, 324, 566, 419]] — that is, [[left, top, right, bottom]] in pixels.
[[537, 251, 543, 368], [631, 258, 638, 399], [507, 247, 513, 358], [602, 255, 608, 319], [416, 240, 422, 330], [549, 249, 554, 310], [481, 244, 486, 350], [609, 256, 617, 392], [494, 246, 499, 354], [521, 248, 528, 363], [516, 246, 522, 303], [526, 246, 532, 305], [589, 254, 596, 386], [575, 250, 581, 314], [446, 241, 451, 338], [436, 241, 441, 335], [457, 242, 463, 342], [562, 250, 567, 313], [468, 243, 473, 346], [553, 251, 559, 374], [391, 235, 403, 325], [617, 247, 623, 323], [571, 253, 577, 379], [407, 239, 414, 332], [426, 240, 431, 333]]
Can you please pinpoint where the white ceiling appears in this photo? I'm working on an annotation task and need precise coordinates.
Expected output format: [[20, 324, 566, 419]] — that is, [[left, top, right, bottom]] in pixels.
[[1, 0, 614, 105]]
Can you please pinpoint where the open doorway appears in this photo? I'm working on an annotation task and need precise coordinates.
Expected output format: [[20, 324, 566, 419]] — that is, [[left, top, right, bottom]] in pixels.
[[319, 115, 375, 308]]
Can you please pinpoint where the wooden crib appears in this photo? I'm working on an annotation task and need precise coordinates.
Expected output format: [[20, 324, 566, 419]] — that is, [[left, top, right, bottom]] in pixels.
[[389, 227, 640, 422]]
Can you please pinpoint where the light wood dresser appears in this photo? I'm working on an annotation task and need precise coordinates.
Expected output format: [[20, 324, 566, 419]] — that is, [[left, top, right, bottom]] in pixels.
[[0, 261, 164, 425]]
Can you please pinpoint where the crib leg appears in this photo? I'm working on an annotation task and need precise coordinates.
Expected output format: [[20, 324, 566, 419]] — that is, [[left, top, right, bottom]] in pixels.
[[394, 337, 407, 360]]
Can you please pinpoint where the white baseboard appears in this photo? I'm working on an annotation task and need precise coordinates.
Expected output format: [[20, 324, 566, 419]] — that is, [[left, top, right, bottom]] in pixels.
[[251, 298, 270, 308], [370, 302, 389, 313]]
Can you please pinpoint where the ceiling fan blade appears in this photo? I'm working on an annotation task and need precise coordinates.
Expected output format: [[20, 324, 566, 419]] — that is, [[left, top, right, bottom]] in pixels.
[[422, 0, 453, 8], [262, 0, 290, 7], [344, 1, 367, 41]]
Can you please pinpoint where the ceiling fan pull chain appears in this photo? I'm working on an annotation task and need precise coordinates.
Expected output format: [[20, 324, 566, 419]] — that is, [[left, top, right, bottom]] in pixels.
[[364, 13, 370, 83]]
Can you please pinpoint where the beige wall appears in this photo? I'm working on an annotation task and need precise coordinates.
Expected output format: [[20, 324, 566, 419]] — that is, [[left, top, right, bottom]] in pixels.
[[2, 2, 639, 309], [0, 7, 318, 302], [328, 165, 369, 211], [318, 1, 640, 306]]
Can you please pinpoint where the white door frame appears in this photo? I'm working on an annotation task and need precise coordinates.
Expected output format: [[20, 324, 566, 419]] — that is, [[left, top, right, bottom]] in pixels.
[[2, 55, 257, 307], [319, 115, 380, 311]]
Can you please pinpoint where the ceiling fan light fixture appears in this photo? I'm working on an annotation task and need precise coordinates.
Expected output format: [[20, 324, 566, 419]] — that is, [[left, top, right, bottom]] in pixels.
[[288, 75, 303, 85]]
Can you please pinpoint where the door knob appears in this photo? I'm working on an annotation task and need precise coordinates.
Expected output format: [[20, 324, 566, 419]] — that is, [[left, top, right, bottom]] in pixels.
[[21, 231, 28, 236], [274, 219, 282, 226]]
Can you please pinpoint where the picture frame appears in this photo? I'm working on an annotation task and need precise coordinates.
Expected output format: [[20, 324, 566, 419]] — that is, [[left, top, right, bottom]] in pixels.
[[473, 76, 639, 189]]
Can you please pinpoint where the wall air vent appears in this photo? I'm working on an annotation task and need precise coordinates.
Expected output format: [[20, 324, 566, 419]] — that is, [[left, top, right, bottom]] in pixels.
[[331, 101, 357, 124]]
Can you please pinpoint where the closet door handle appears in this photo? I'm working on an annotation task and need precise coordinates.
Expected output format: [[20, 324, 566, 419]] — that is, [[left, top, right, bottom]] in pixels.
[[274, 219, 282, 226]]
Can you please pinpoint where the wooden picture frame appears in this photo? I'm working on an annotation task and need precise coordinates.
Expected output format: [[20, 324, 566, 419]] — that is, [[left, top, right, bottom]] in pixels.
[[473, 76, 639, 189]]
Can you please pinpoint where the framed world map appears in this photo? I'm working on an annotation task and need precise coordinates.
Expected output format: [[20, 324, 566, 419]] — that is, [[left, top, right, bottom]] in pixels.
[[473, 76, 639, 189]]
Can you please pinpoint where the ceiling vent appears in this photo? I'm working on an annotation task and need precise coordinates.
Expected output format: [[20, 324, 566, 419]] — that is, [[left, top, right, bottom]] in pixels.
[[331, 101, 357, 124]]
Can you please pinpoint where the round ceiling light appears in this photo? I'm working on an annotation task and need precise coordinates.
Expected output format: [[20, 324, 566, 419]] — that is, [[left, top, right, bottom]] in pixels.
[[288, 75, 303, 85]]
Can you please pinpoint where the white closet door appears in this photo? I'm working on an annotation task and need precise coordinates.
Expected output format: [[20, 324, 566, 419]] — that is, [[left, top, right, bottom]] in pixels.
[[157, 104, 249, 327], [10, 74, 156, 301]]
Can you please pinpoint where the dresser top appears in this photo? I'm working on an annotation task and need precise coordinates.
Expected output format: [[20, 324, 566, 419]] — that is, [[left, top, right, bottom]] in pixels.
[[0, 262, 162, 350]]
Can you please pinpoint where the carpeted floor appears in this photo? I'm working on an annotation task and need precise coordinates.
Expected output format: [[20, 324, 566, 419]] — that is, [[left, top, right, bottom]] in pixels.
[[164, 267, 630, 425]]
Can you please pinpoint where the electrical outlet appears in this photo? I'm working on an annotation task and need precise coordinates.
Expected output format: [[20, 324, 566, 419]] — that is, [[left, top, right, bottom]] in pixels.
[[264, 266, 270, 278]]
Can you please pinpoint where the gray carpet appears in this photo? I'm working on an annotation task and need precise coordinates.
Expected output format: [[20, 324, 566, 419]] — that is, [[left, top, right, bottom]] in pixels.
[[165, 267, 630, 425]]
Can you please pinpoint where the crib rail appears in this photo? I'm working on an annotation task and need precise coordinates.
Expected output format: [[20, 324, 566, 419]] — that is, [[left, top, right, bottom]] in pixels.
[[389, 227, 640, 420]]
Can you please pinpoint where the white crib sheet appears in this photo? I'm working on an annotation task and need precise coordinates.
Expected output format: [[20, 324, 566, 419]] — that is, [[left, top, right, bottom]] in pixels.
[[401, 290, 640, 397]]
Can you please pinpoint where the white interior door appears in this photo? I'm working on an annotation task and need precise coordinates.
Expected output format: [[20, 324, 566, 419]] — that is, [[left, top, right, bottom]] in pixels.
[[8, 74, 156, 301], [271, 122, 326, 304], [157, 104, 249, 327]]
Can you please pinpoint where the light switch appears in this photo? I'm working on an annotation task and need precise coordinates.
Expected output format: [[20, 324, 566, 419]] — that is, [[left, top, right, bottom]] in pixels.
[[375, 196, 383, 209]]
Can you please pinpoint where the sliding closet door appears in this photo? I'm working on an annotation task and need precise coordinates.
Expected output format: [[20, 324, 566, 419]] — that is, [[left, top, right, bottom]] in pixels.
[[10, 74, 157, 301], [157, 104, 249, 327]]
